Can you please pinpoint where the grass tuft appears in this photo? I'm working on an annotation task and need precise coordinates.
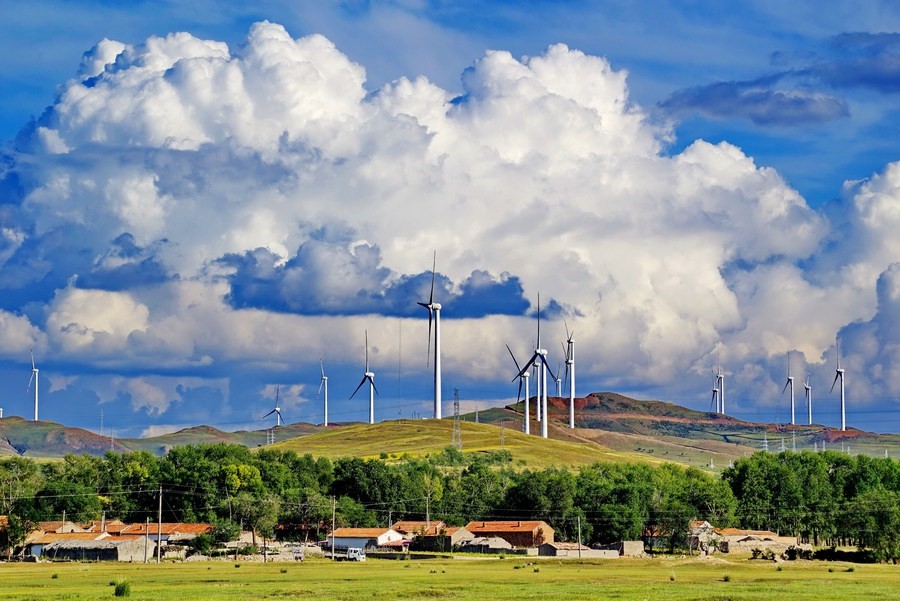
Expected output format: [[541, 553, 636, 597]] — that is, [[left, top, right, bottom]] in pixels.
[[113, 580, 131, 597], [51, 573, 58, 579], [722, 574, 731, 582]]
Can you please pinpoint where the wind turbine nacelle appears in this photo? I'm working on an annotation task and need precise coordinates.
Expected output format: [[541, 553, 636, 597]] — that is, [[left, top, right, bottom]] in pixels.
[[365, 372, 375, 378], [431, 303, 442, 310], [537, 349, 547, 355]]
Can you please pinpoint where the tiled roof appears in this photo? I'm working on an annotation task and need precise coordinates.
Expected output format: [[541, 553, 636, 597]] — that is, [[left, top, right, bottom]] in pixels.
[[714, 528, 778, 538], [543, 541, 590, 550], [83, 519, 129, 534], [329, 528, 391, 538], [121, 523, 212, 535], [392, 521, 446, 536], [465, 521, 552, 533], [29, 533, 105, 544], [0, 515, 8, 528]]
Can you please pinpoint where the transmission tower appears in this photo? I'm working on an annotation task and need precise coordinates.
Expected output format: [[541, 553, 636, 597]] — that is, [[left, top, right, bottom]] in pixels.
[[791, 431, 796, 452], [451, 388, 462, 450], [267, 428, 275, 445], [762, 431, 769, 452]]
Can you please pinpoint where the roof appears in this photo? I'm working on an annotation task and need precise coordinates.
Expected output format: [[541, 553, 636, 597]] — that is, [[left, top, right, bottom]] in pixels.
[[0, 515, 8, 528], [29, 533, 105, 544], [35, 521, 85, 533], [44, 538, 144, 550], [121, 523, 212, 535], [465, 521, 553, 534], [541, 541, 591, 550], [83, 519, 129, 534], [714, 528, 778, 538], [391, 521, 445, 536], [690, 520, 713, 529], [329, 528, 393, 538]]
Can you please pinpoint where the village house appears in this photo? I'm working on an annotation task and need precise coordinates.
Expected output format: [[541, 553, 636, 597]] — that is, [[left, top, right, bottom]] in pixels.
[[464, 521, 554, 548], [327, 527, 404, 550], [417, 526, 475, 552], [539, 541, 618, 558], [391, 520, 445, 537], [41, 536, 153, 562], [460, 536, 512, 553]]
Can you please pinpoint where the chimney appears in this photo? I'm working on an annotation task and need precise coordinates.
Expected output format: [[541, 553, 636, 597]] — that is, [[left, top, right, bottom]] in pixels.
[[517, 521, 521, 527], [101, 511, 106, 533]]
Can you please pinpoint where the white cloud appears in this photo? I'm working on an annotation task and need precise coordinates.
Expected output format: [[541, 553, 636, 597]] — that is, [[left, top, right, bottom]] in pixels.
[[6, 21, 900, 429]]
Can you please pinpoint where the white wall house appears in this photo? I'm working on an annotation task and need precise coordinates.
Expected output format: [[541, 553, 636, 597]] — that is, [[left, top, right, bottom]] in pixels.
[[328, 528, 403, 550]]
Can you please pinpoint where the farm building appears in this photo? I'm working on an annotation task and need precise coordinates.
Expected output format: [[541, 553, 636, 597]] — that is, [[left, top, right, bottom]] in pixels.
[[328, 527, 404, 550], [119, 522, 212, 542], [460, 536, 512, 552], [391, 520, 446, 537], [464, 521, 554, 548], [714, 528, 797, 554], [417, 526, 475, 551], [42, 536, 152, 562], [592, 540, 645, 557], [539, 542, 618, 558], [25, 532, 106, 558]]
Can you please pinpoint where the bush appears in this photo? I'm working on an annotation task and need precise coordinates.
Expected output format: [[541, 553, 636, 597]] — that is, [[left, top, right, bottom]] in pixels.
[[114, 580, 131, 597], [722, 574, 731, 582], [51, 573, 58, 579]]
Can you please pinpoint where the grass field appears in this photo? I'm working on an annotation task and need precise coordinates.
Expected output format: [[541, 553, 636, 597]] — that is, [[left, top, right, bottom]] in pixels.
[[268, 419, 659, 469], [1, 556, 897, 600]]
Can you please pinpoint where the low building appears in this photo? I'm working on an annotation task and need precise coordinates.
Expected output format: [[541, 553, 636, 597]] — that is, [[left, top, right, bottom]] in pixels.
[[689, 520, 718, 554], [460, 536, 512, 553], [34, 521, 87, 534], [539, 542, 617, 558], [714, 528, 795, 554], [42, 536, 152, 562], [25, 532, 107, 558], [327, 528, 404, 550], [418, 526, 474, 551], [593, 540, 645, 556], [464, 521, 554, 548], [120, 522, 212, 543], [391, 520, 446, 537]]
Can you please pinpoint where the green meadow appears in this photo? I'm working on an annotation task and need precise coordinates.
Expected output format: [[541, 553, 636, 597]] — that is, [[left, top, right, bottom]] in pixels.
[[1, 556, 897, 601]]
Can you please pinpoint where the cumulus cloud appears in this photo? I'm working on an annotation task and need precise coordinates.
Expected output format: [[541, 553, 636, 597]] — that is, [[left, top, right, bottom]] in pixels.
[[1, 21, 900, 432]]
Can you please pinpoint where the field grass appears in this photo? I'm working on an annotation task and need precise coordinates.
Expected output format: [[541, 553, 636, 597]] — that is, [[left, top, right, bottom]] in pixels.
[[268, 419, 659, 469], [1, 556, 898, 600]]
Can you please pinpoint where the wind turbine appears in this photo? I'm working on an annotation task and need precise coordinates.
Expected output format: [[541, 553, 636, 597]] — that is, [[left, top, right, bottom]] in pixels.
[[831, 337, 845, 431], [562, 322, 575, 429], [555, 362, 562, 397], [317, 358, 329, 427], [514, 295, 556, 438], [416, 251, 442, 420], [507, 344, 531, 435], [26, 349, 39, 422], [710, 374, 719, 412], [714, 353, 725, 415], [350, 330, 378, 424], [782, 352, 795, 425], [804, 376, 812, 425], [263, 385, 283, 427]]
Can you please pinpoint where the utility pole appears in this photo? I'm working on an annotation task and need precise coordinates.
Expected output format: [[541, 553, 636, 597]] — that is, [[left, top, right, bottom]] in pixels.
[[331, 496, 336, 561], [157, 485, 162, 564], [144, 517, 149, 563], [577, 514, 582, 559], [500, 420, 505, 448]]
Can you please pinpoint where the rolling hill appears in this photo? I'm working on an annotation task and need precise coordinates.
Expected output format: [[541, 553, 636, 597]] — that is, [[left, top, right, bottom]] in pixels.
[[2, 392, 899, 471]]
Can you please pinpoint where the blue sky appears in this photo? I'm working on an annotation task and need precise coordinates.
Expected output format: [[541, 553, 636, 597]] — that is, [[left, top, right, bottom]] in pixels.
[[2, 0, 900, 436]]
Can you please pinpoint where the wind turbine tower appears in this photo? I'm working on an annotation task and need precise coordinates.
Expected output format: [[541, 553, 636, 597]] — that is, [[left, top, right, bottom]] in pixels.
[[350, 330, 378, 424], [417, 252, 442, 420], [714, 354, 725, 415], [831, 337, 846, 431], [563, 323, 575, 429], [27, 350, 39, 422], [782, 352, 795, 425], [804, 376, 812, 425], [263, 385, 283, 427], [317, 358, 329, 427], [514, 296, 556, 439]]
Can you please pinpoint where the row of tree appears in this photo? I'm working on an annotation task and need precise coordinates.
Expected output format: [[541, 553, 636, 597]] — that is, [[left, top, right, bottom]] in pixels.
[[1, 445, 899, 560]]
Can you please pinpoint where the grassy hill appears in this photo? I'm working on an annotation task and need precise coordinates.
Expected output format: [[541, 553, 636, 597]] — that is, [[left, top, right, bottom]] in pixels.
[[0, 416, 133, 457], [119, 423, 324, 455], [268, 418, 661, 469]]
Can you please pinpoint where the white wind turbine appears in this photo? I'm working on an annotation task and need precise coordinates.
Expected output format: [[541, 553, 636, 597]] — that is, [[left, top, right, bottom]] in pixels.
[[555, 362, 562, 397], [263, 385, 283, 427], [710, 374, 719, 413], [562, 322, 575, 429], [416, 252, 442, 420], [317, 358, 329, 427], [714, 354, 725, 415], [26, 349, 39, 422], [782, 352, 795, 425], [804, 376, 812, 425], [506, 344, 531, 435], [831, 337, 846, 431], [514, 295, 556, 439], [350, 330, 378, 425]]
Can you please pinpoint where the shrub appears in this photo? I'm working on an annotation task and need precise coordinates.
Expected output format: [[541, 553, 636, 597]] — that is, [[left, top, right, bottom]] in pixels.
[[114, 580, 131, 597], [280, 568, 288, 574], [722, 574, 731, 582], [533, 567, 540, 573], [51, 573, 58, 579], [846, 566, 855, 572], [828, 567, 835, 573]]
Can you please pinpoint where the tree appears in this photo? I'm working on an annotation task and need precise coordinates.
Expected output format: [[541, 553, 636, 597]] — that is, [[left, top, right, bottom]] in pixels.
[[847, 488, 900, 562]]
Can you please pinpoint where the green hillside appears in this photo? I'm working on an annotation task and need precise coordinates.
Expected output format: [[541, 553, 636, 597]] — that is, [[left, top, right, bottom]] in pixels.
[[119, 423, 324, 455], [268, 418, 661, 469], [0, 416, 132, 457]]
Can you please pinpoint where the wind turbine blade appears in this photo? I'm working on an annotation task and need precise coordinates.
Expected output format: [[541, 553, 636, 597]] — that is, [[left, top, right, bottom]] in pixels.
[[506, 344, 522, 373], [782, 380, 790, 395], [26, 372, 34, 392], [317, 379, 324, 399], [263, 409, 277, 418], [516, 354, 540, 380], [536, 293, 541, 349], [565, 320, 572, 343], [416, 301, 433, 367], [365, 330, 369, 372], [831, 373, 839, 393], [369, 377, 379, 396], [350, 377, 367, 399], [320, 358, 325, 378], [275, 385, 280, 407], [542, 357, 557, 382], [31, 349, 35, 370], [563, 359, 570, 391]]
